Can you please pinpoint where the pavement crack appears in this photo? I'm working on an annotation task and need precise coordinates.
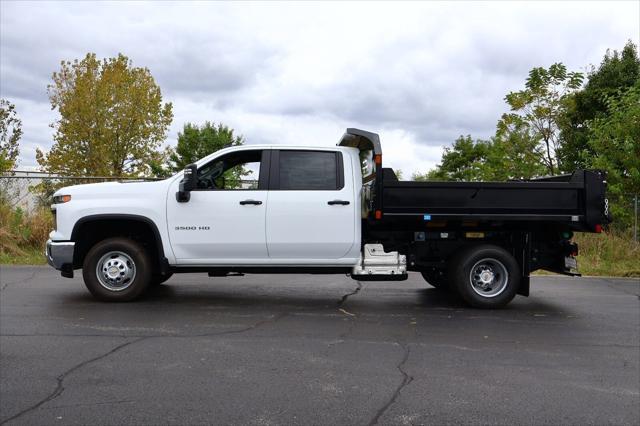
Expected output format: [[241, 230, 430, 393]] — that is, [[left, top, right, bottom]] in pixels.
[[37, 399, 136, 410], [0, 337, 146, 425], [338, 280, 362, 307], [368, 343, 414, 426], [327, 281, 363, 349], [195, 312, 287, 337], [0, 271, 36, 292]]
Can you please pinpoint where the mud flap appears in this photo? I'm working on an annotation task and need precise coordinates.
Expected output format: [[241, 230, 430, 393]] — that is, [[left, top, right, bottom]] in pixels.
[[517, 275, 530, 297]]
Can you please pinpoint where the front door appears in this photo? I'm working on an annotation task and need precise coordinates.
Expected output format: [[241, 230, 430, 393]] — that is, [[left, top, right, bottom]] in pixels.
[[167, 149, 269, 264]]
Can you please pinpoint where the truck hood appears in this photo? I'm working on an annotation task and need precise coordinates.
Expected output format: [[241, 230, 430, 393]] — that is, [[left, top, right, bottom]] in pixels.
[[54, 179, 170, 199]]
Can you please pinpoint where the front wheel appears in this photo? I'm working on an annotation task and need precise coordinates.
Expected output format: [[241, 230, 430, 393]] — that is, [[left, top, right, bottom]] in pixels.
[[82, 237, 152, 302], [449, 245, 520, 309]]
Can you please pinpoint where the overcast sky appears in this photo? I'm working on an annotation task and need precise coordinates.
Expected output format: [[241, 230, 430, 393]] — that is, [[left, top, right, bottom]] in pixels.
[[1, 1, 638, 175]]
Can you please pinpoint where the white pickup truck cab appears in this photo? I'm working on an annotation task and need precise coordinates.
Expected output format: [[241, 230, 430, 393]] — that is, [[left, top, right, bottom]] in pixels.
[[47, 131, 383, 302], [46, 129, 609, 308]]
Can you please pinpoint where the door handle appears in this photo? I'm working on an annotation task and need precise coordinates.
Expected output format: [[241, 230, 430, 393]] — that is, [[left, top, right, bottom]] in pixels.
[[239, 200, 263, 205], [328, 200, 350, 205]]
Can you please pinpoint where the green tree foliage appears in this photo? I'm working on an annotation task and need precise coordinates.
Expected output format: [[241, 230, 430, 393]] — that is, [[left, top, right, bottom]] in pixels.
[[413, 43, 639, 232], [415, 63, 582, 182], [559, 41, 639, 170], [414, 136, 492, 181], [152, 121, 249, 187], [147, 146, 175, 179], [585, 81, 640, 227], [500, 63, 583, 175], [416, 129, 545, 182], [0, 99, 22, 173], [36, 53, 173, 177], [489, 121, 547, 180], [168, 122, 244, 171]]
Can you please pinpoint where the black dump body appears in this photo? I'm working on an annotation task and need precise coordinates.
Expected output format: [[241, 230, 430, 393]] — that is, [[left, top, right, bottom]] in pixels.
[[340, 128, 610, 284], [380, 168, 610, 232]]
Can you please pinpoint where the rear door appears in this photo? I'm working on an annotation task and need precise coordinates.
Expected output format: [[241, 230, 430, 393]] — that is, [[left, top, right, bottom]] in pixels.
[[266, 149, 357, 261]]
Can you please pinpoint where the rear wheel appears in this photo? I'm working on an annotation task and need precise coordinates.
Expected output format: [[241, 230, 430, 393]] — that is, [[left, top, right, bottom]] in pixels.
[[449, 245, 520, 309], [82, 237, 152, 302]]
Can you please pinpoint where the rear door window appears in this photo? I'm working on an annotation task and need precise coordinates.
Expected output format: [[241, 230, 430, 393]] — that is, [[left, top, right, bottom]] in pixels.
[[277, 151, 343, 190]]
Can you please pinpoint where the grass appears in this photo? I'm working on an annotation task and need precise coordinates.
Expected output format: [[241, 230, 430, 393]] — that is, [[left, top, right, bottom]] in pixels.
[[0, 246, 46, 265], [573, 230, 639, 277], [0, 201, 52, 266]]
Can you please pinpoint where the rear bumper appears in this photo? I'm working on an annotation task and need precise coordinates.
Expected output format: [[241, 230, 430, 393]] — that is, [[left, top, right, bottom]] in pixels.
[[45, 240, 74, 273]]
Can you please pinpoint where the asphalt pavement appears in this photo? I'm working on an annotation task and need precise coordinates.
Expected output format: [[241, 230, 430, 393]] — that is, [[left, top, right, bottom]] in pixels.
[[0, 265, 638, 425]]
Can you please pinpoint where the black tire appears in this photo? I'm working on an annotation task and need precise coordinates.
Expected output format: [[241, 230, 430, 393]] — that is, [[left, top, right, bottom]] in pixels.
[[448, 245, 520, 309], [82, 237, 152, 302], [420, 270, 449, 289], [151, 272, 173, 286]]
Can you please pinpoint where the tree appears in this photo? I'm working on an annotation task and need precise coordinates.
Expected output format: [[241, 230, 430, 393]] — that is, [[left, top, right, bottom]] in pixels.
[[154, 121, 249, 187], [413, 129, 546, 183], [585, 81, 640, 228], [36, 53, 173, 176], [414, 135, 493, 181], [500, 63, 583, 175], [559, 41, 640, 171], [168, 122, 244, 171], [147, 146, 175, 179], [0, 99, 22, 173], [491, 117, 547, 180]]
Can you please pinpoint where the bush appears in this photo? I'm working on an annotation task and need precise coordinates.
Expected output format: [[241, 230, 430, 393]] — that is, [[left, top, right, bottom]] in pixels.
[[0, 201, 53, 262], [574, 230, 640, 277]]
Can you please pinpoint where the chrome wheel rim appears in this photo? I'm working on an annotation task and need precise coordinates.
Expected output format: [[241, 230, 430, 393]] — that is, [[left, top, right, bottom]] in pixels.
[[469, 258, 508, 298], [96, 251, 136, 291]]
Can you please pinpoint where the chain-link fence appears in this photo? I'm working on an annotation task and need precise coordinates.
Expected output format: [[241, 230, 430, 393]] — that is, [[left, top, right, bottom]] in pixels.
[[612, 193, 640, 243], [0, 170, 161, 212], [0, 170, 260, 212]]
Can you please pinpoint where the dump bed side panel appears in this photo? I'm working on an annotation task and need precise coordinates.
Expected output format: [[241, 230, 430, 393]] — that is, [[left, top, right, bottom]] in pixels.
[[380, 170, 609, 231]]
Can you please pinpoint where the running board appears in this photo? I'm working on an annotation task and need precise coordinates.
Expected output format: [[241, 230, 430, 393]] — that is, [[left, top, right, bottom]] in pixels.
[[351, 244, 407, 281]]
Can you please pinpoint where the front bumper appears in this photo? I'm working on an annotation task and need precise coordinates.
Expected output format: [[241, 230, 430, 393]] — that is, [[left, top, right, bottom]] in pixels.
[[45, 239, 75, 273]]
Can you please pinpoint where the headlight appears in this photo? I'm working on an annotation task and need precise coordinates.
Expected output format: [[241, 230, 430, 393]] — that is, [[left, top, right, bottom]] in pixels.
[[53, 194, 72, 204]]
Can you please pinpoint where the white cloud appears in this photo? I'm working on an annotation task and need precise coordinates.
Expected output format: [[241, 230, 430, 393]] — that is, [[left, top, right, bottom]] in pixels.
[[1, 0, 638, 174]]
